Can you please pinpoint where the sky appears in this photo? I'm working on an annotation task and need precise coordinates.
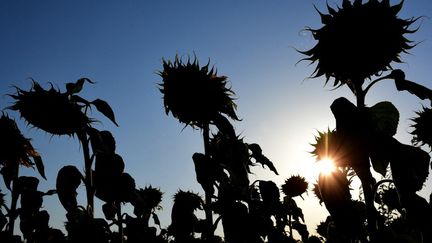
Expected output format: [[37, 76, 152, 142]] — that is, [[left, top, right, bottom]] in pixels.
[[1, 0, 432, 237]]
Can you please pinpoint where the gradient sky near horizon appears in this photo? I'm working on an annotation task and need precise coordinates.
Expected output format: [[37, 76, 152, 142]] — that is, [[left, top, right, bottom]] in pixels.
[[1, 0, 432, 237]]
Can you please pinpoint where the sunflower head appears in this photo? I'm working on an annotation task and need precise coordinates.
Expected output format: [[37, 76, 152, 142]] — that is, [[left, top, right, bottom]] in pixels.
[[281, 175, 308, 198], [135, 186, 163, 211], [311, 128, 349, 167], [411, 106, 432, 148], [312, 183, 323, 205], [302, 0, 417, 88], [173, 190, 203, 211], [0, 114, 34, 167], [318, 169, 352, 205], [0, 113, 45, 185], [9, 81, 90, 136], [159, 55, 239, 128]]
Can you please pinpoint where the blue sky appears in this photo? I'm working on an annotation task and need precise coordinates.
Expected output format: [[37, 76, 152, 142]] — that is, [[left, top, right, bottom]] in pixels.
[[1, 0, 432, 236]]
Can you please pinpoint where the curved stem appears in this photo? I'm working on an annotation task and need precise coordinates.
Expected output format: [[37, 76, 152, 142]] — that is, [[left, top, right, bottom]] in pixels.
[[363, 76, 390, 98]]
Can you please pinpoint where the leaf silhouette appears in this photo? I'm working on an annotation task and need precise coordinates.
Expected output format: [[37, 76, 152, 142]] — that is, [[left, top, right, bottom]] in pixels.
[[56, 165, 82, 211], [390, 69, 432, 103], [212, 113, 235, 138], [33, 155, 46, 180], [390, 143, 430, 195], [369, 101, 399, 136], [66, 78, 94, 95], [91, 98, 119, 126], [152, 212, 161, 227], [396, 79, 432, 102], [248, 143, 279, 175]]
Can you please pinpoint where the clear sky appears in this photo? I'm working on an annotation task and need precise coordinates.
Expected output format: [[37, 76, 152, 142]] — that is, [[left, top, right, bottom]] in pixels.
[[1, 0, 431, 237]]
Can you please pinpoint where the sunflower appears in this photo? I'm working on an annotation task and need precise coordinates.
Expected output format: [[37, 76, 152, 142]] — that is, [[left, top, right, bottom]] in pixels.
[[159, 55, 239, 128], [0, 114, 45, 187], [9, 81, 90, 136], [410, 106, 432, 148], [133, 186, 163, 217], [173, 190, 203, 211], [9, 79, 118, 136], [281, 175, 308, 198], [301, 0, 417, 88], [311, 128, 351, 167]]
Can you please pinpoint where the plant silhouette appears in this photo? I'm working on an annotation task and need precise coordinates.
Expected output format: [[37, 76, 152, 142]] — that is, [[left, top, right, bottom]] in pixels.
[[304, 0, 432, 242], [158, 55, 324, 243], [9, 79, 119, 218], [1, 1, 431, 242]]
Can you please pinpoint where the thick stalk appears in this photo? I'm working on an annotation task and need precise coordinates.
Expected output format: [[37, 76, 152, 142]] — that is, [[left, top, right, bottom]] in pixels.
[[8, 165, 19, 236], [202, 123, 214, 239], [289, 213, 293, 238], [78, 131, 94, 217], [354, 83, 377, 239], [116, 202, 124, 243]]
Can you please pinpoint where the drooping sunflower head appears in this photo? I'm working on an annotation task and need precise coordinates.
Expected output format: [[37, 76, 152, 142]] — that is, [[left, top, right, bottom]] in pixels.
[[281, 175, 308, 198], [9, 81, 90, 136], [411, 106, 432, 148], [159, 55, 239, 128], [302, 0, 418, 88], [0, 113, 40, 168]]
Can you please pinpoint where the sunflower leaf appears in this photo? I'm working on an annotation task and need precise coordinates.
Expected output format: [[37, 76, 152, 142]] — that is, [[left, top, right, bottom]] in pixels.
[[66, 78, 94, 95], [212, 114, 235, 138], [44, 189, 57, 196], [33, 155, 47, 180], [370, 101, 399, 136], [152, 212, 161, 227], [91, 99, 119, 126]]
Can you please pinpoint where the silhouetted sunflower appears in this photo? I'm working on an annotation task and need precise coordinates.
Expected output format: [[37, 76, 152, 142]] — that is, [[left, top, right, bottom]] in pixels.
[[135, 186, 163, 211], [9, 79, 118, 136], [281, 175, 308, 198], [312, 183, 323, 205], [0, 114, 45, 185], [411, 106, 432, 148], [9, 81, 90, 136], [173, 190, 203, 211], [302, 0, 417, 87], [311, 129, 346, 165], [159, 55, 239, 128]]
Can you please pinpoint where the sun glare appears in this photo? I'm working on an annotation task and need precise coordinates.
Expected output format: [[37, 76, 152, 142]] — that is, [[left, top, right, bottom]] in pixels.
[[317, 158, 336, 175]]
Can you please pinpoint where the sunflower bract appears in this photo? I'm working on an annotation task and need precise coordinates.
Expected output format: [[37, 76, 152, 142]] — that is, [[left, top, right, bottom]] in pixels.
[[411, 106, 432, 148], [9, 82, 90, 136], [302, 0, 417, 87], [159, 56, 238, 128]]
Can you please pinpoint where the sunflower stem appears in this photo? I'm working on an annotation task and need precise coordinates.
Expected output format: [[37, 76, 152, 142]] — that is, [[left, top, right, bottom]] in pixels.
[[355, 82, 366, 108], [78, 130, 94, 218], [116, 201, 124, 243], [354, 82, 378, 240], [202, 123, 214, 240], [289, 213, 293, 238], [7, 165, 19, 236]]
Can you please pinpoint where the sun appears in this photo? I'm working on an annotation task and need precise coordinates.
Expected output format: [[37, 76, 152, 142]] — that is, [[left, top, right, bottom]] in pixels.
[[317, 158, 336, 176]]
